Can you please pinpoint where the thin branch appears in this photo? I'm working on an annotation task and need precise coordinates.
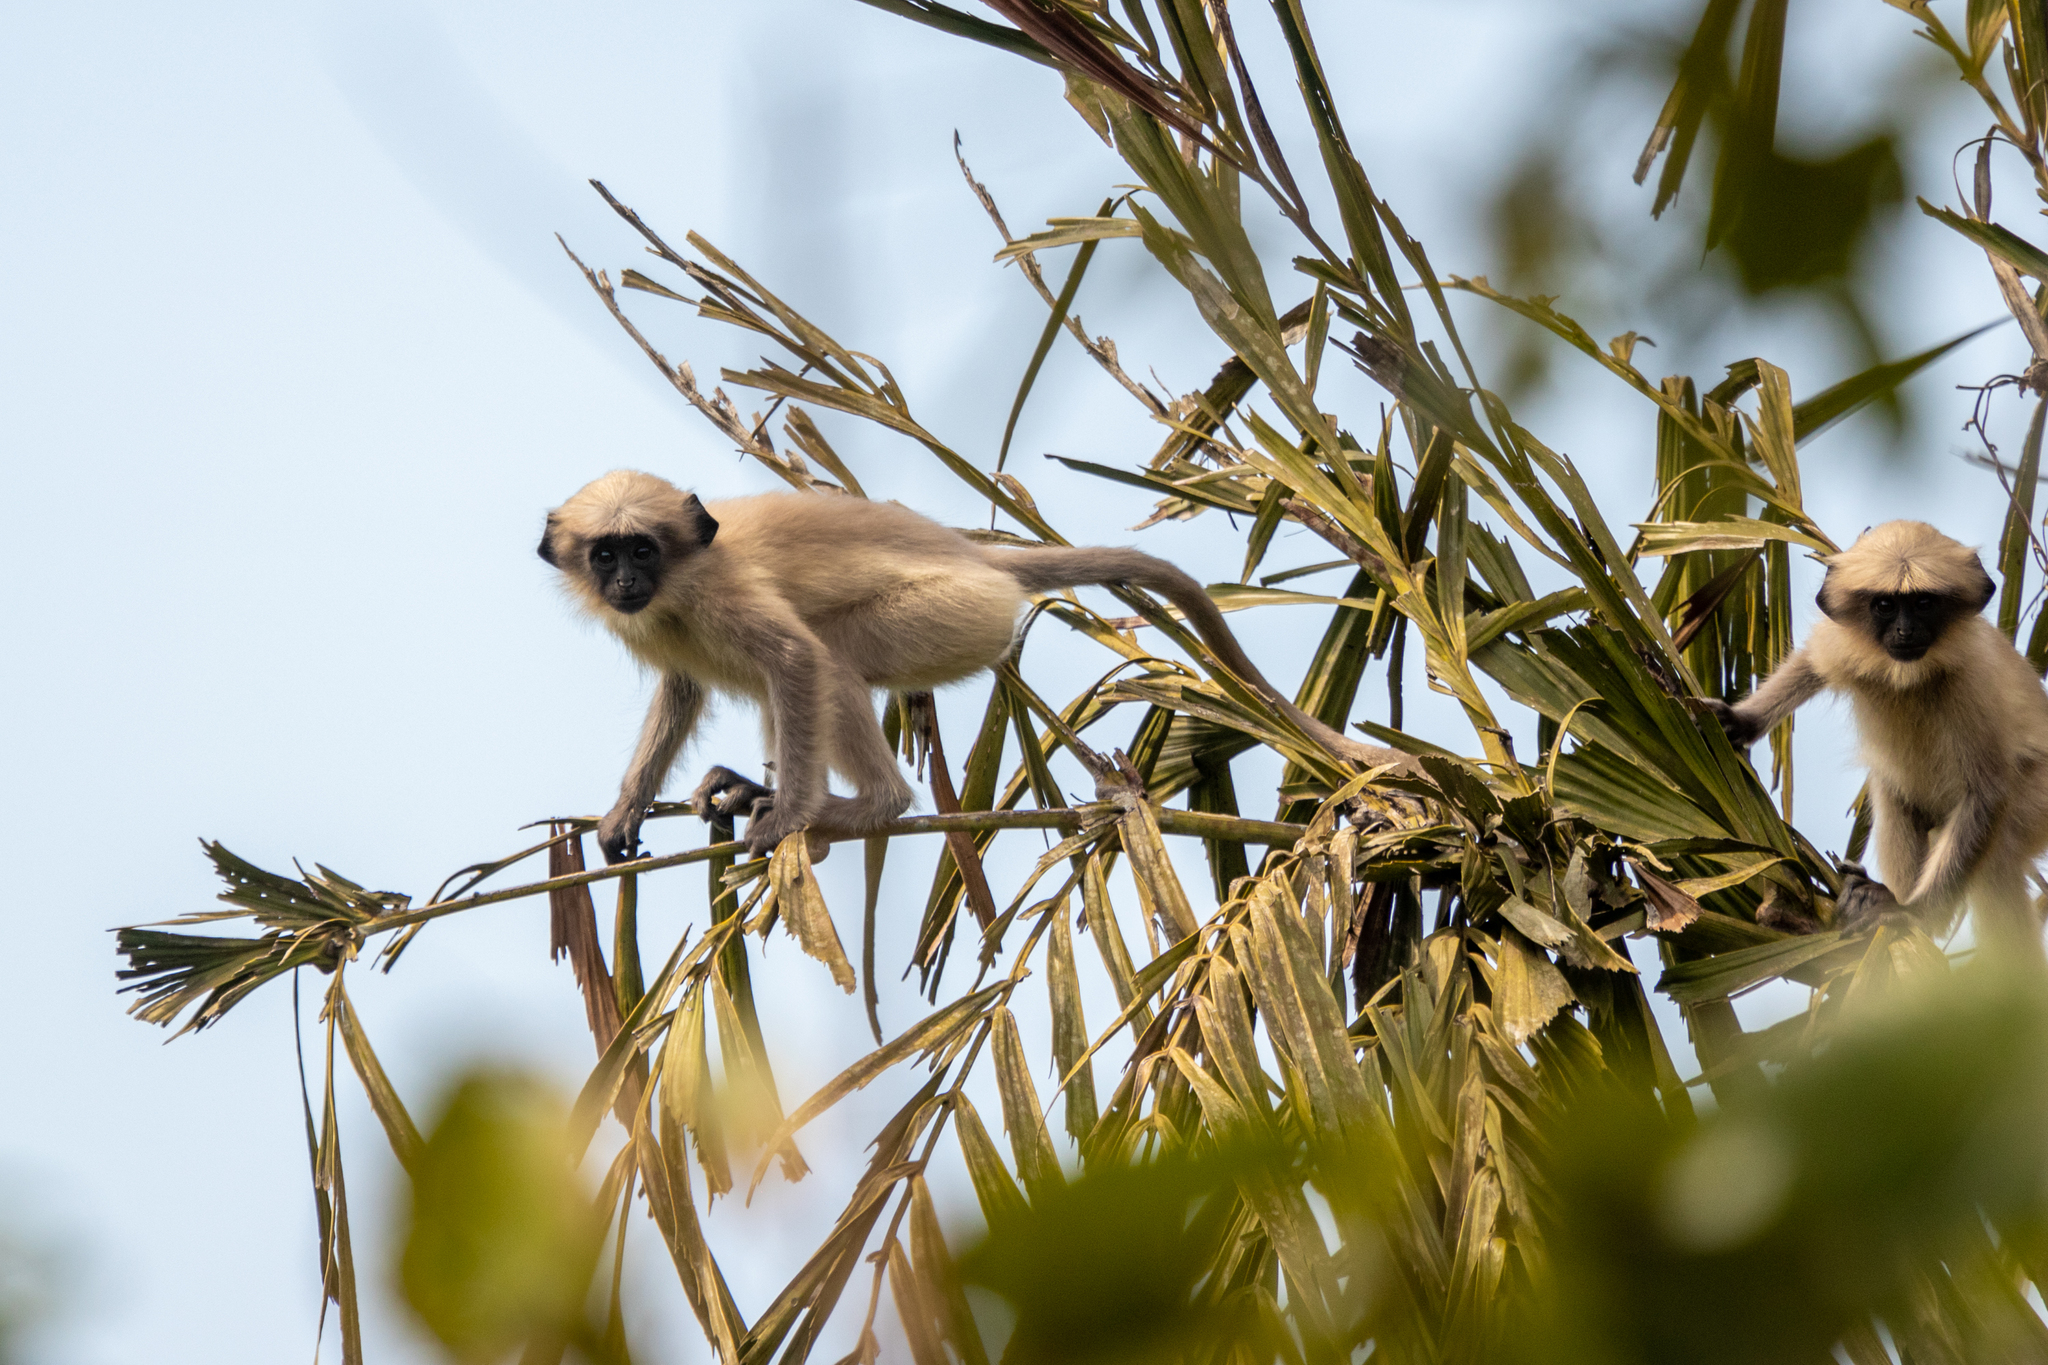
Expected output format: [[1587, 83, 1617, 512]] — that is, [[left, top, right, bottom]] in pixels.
[[558, 236, 786, 464], [1281, 496, 1396, 581], [954, 137, 1169, 417], [366, 807, 1308, 935], [910, 691, 1002, 931]]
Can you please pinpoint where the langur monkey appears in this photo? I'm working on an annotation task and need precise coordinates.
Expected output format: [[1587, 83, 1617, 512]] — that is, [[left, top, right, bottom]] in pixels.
[[1702, 521, 2048, 948], [539, 470, 1411, 863]]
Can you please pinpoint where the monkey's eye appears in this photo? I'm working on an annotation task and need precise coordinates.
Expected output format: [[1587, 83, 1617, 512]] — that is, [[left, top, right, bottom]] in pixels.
[[594, 550, 616, 567], [1908, 594, 1933, 612], [1872, 596, 1896, 616], [633, 545, 654, 562]]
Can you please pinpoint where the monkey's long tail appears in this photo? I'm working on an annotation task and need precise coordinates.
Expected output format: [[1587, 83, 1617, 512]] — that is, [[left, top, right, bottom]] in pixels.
[[988, 545, 1414, 773]]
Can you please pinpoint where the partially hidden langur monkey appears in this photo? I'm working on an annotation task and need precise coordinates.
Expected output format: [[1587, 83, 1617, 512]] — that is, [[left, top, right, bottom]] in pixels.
[[539, 470, 1412, 863], [1701, 520, 2048, 949]]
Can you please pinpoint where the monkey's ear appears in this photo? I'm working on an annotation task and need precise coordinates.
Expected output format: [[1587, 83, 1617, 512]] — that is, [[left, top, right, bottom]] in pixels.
[[683, 494, 718, 549], [1815, 569, 1844, 620], [537, 516, 560, 566], [1964, 555, 1995, 612]]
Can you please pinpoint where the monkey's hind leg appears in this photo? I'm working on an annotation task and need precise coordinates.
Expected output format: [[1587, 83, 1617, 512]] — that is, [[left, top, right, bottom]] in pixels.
[[696, 677, 911, 857], [1965, 826, 2047, 958], [717, 677, 916, 854], [691, 765, 835, 861], [812, 676, 914, 835]]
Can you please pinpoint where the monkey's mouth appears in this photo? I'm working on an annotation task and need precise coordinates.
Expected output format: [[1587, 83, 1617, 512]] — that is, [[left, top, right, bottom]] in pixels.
[[610, 595, 654, 615], [1884, 642, 1930, 662]]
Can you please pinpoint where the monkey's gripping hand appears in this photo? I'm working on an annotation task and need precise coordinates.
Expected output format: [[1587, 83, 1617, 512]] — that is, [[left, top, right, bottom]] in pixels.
[[597, 801, 651, 865], [1834, 862, 1904, 932], [691, 766, 774, 823], [689, 766, 790, 855], [689, 767, 835, 859], [1697, 698, 1764, 749]]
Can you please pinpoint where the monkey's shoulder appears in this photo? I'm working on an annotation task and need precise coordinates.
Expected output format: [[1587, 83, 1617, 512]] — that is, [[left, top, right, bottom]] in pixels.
[[1802, 618, 1887, 685], [1973, 625, 2048, 731]]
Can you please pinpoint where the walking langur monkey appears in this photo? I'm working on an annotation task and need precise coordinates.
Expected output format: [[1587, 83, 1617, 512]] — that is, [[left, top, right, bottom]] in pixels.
[[1702, 521, 2048, 948], [539, 470, 1412, 862]]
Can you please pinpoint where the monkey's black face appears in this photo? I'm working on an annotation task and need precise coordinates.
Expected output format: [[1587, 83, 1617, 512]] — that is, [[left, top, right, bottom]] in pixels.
[[589, 535, 663, 614], [1869, 592, 1946, 661]]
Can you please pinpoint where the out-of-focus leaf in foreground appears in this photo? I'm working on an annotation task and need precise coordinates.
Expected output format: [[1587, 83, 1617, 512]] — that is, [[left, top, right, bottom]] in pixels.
[[1521, 959, 2048, 1365], [958, 1153, 1279, 1365], [398, 1070, 607, 1365]]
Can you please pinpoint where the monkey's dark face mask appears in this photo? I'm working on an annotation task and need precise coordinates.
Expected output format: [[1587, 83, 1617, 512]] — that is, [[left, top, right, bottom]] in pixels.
[[588, 535, 664, 614], [1868, 592, 1945, 662]]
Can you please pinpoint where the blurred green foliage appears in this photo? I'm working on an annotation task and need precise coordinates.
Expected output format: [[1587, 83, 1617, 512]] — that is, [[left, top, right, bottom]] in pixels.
[[1531, 956, 2048, 1365], [1717, 140, 1904, 294], [399, 1071, 608, 1365], [958, 1154, 1272, 1365]]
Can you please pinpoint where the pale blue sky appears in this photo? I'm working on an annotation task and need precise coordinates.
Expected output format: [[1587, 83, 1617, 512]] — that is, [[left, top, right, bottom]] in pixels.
[[0, 1, 2025, 1360]]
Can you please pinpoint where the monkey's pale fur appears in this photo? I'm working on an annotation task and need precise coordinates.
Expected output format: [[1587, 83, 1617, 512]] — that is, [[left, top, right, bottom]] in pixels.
[[1715, 521, 2048, 946], [546, 470, 1410, 859]]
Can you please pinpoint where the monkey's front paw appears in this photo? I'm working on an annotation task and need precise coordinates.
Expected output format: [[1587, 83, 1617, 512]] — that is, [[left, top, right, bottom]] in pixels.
[[1341, 788, 1429, 832], [1697, 699, 1761, 749], [597, 807, 648, 865], [692, 766, 775, 823], [1834, 863, 1902, 931], [1756, 889, 1825, 935]]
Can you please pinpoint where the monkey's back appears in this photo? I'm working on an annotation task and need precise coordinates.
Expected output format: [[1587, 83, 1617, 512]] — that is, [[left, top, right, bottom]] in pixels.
[[705, 493, 1027, 690]]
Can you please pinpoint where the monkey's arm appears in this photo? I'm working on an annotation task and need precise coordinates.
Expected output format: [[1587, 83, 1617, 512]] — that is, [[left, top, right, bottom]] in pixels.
[[1702, 650, 1825, 748], [1905, 786, 1999, 913], [735, 610, 834, 854], [598, 672, 707, 864]]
